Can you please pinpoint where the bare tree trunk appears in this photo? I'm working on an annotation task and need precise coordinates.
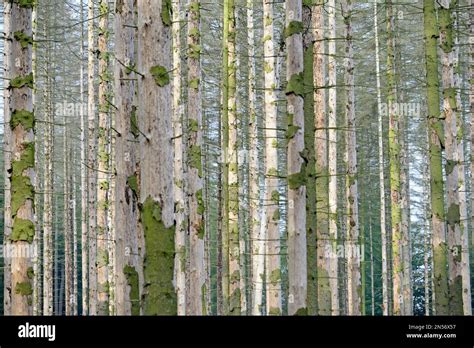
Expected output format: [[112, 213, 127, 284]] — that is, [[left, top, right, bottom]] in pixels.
[[373, 0, 389, 316], [171, 0, 187, 316], [79, 0, 89, 316], [342, 0, 361, 315], [187, 0, 206, 315], [286, 0, 307, 316], [87, 0, 98, 315], [262, 0, 281, 316], [247, 0, 264, 316], [64, 118, 73, 315], [327, 0, 339, 315], [137, 0, 176, 315], [42, 13, 54, 316]]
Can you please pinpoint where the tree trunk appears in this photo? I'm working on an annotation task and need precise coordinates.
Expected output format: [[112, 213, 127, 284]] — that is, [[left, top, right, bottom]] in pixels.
[[96, 0, 110, 315], [373, 0, 389, 315], [87, 0, 98, 315], [386, 0, 403, 315], [5, 0, 35, 316], [42, 11, 54, 316], [423, 0, 449, 315], [187, 0, 206, 315], [136, 0, 176, 315], [248, 0, 264, 316], [263, 0, 281, 316], [79, 0, 89, 316], [327, 0, 339, 315], [286, 0, 307, 316]]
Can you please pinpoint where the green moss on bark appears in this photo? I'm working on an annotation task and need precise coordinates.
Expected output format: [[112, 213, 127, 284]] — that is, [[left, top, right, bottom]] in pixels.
[[150, 65, 170, 87], [14, 31, 33, 48], [140, 196, 177, 315], [284, 20, 303, 38], [124, 265, 140, 315], [15, 281, 33, 296], [10, 73, 33, 89]]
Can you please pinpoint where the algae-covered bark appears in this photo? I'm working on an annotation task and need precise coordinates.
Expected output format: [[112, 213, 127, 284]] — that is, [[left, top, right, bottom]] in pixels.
[[137, 0, 176, 315], [423, 0, 449, 315], [386, 0, 403, 315], [7, 0, 35, 315]]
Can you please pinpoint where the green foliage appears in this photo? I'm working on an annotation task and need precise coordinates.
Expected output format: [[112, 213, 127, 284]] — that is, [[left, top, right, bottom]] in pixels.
[[14, 31, 33, 48], [10, 73, 33, 89], [123, 265, 140, 315], [140, 196, 177, 315], [284, 21, 303, 38], [150, 65, 170, 87]]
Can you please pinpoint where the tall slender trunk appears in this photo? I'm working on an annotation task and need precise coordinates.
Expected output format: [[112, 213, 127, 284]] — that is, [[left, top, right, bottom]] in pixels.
[[248, 0, 264, 316], [342, 0, 361, 315], [311, 0, 332, 316], [64, 118, 73, 315], [96, 0, 110, 315], [386, 0, 403, 315], [263, 0, 281, 316], [439, 0, 461, 315], [136, 0, 176, 315], [373, 0, 389, 315], [286, 0, 307, 316], [187, 0, 206, 315], [171, 0, 187, 316], [42, 13, 54, 316], [423, 0, 449, 315], [79, 0, 89, 316], [327, 0, 339, 315], [87, 0, 98, 315], [5, 0, 35, 315], [114, 0, 140, 316]]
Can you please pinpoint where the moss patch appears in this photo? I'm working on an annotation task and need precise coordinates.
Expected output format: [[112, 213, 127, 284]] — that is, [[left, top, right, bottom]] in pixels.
[[14, 31, 33, 48], [15, 281, 33, 296], [150, 65, 170, 87], [124, 265, 140, 315], [11, 110, 34, 131], [127, 175, 139, 198], [286, 73, 305, 97], [161, 0, 172, 26], [284, 20, 304, 38], [140, 196, 177, 315], [189, 145, 203, 177], [10, 73, 33, 89]]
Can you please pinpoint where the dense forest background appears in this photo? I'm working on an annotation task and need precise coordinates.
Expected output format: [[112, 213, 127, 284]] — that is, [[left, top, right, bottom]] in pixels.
[[0, 0, 473, 316]]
